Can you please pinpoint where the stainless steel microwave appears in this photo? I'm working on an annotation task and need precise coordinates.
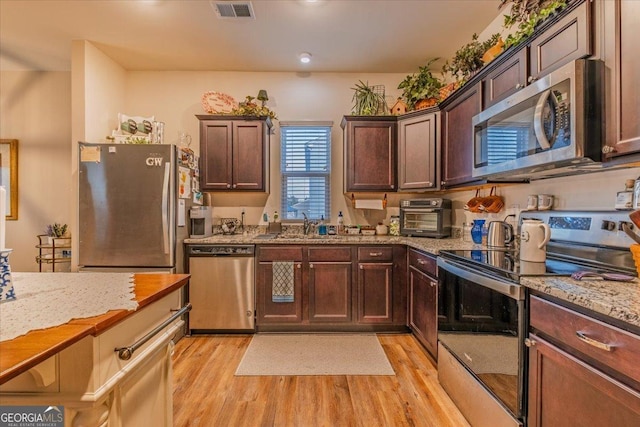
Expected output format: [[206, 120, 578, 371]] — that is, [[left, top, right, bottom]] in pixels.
[[472, 59, 604, 180], [400, 198, 451, 238]]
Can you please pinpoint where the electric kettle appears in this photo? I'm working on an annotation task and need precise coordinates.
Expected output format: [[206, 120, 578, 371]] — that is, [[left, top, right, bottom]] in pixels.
[[487, 221, 514, 248], [520, 219, 551, 262]]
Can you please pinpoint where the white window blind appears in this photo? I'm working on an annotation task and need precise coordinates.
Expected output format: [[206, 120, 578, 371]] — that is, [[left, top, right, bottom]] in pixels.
[[280, 125, 331, 221], [486, 123, 530, 165]]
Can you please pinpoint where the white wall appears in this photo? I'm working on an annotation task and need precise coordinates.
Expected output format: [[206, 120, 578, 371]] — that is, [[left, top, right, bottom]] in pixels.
[[0, 71, 72, 271], [124, 71, 407, 227]]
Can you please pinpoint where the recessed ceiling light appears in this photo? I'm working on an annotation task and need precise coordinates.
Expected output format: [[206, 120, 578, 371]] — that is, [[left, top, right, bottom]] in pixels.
[[299, 52, 312, 64]]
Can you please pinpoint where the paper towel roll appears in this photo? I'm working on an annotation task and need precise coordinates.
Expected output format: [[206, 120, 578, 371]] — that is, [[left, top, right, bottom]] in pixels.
[[355, 199, 384, 210]]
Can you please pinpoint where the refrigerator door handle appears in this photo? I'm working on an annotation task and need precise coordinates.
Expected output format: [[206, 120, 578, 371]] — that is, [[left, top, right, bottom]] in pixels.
[[162, 162, 171, 255]]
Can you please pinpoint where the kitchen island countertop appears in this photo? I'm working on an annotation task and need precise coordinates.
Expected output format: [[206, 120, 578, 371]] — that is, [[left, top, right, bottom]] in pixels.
[[0, 273, 190, 384]]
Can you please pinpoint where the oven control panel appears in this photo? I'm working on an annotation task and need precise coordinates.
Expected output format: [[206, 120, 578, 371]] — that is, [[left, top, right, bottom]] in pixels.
[[520, 211, 635, 248]]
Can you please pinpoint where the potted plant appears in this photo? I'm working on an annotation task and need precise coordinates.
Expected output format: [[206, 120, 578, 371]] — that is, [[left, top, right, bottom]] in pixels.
[[442, 33, 501, 84], [350, 80, 387, 115], [501, 0, 568, 49], [45, 223, 68, 244], [397, 58, 444, 110]]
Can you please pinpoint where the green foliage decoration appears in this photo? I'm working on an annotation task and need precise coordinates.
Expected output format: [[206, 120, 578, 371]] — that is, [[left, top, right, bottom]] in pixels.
[[442, 33, 501, 83], [397, 58, 444, 109], [351, 80, 387, 115]]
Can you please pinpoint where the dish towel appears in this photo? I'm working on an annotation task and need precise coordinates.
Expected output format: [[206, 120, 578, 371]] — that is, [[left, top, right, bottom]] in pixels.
[[272, 261, 294, 303]]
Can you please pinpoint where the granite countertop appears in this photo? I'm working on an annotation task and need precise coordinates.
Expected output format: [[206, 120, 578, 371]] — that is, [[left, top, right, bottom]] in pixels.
[[521, 275, 640, 329], [185, 233, 640, 329]]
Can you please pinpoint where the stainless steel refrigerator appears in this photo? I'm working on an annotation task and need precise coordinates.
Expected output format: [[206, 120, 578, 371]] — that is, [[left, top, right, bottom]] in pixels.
[[78, 142, 192, 272]]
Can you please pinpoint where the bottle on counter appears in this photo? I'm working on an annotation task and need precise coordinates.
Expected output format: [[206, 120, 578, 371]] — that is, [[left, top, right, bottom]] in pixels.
[[337, 211, 344, 234], [389, 216, 400, 236], [318, 215, 327, 235], [616, 179, 635, 210]]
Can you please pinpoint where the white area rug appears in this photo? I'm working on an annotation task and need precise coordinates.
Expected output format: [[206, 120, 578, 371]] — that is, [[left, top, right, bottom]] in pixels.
[[235, 334, 395, 376]]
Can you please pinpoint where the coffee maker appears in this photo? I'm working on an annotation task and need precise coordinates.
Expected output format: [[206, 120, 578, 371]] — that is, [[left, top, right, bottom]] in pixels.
[[190, 206, 212, 238]]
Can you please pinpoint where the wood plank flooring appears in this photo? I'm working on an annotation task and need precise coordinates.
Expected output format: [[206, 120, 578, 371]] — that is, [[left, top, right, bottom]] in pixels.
[[172, 334, 469, 427]]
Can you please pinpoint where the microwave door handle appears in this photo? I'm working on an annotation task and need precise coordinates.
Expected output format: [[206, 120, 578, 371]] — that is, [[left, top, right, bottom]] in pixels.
[[534, 89, 553, 150]]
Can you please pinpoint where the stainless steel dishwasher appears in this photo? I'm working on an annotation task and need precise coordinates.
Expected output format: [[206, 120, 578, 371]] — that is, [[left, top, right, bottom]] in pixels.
[[186, 245, 255, 333]]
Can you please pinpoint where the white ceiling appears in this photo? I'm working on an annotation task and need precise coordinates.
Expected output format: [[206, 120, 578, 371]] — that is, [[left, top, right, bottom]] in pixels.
[[0, 0, 503, 73]]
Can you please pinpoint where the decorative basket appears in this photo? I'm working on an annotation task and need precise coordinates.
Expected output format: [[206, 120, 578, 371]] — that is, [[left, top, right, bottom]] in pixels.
[[479, 187, 504, 213], [630, 244, 640, 276], [464, 189, 484, 213]]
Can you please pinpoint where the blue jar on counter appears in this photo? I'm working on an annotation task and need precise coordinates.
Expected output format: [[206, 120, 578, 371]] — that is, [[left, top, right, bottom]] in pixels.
[[471, 219, 485, 244]]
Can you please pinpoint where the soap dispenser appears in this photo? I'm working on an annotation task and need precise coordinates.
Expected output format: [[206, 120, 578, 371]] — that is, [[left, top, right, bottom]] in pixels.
[[318, 215, 327, 235]]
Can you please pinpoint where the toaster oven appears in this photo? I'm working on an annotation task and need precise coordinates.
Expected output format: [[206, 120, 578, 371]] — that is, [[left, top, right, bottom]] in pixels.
[[400, 198, 452, 238]]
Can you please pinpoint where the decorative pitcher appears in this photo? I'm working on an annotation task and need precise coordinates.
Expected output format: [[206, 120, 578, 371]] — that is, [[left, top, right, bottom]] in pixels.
[[520, 219, 551, 262], [471, 219, 486, 244]]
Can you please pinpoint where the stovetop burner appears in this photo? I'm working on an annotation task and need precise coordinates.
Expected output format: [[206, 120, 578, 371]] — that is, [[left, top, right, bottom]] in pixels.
[[438, 249, 634, 284]]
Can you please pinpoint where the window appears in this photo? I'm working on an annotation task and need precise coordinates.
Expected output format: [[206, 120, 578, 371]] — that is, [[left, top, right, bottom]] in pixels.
[[280, 123, 331, 221]]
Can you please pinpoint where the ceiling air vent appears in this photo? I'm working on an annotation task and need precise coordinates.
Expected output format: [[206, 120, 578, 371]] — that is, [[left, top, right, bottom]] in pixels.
[[211, 1, 255, 19]]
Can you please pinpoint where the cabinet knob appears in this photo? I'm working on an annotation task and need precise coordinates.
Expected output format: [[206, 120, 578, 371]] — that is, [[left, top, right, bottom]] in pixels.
[[417, 259, 427, 265], [515, 83, 523, 89], [602, 145, 617, 154], [226, 184, 231, 188], [369, 252, 383, 257], [309, 263, 314, 269], [430, 281, 436, 287], [425, 181, 432, 187], [524, 338, 537, 347], [527, 76, 537, 83], [297, 264, 301, 269], [441, 181, 446, 187], [233, 184, 237, 188], [360, 265, 364, 270]]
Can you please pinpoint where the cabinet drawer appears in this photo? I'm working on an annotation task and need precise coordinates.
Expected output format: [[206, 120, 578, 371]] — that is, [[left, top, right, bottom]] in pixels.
[[258, 246, 303, 262], [408, 249, 436, 276], [358, 247, 393, 262], [530, 295, 640, 385], [308, 246, 351, 262]]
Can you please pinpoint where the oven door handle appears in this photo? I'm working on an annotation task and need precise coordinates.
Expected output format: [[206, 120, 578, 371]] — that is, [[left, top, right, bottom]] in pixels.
[[437, 257, 525, 300]]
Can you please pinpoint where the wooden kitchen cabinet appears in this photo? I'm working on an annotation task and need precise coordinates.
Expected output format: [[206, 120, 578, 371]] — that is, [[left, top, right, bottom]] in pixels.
[[356, 246, 406, 325], [602, 0, 640, 160], [408, 249, 438, 359], [342, 116, 397, 191], [256, 245, 406, 331], [255, 246, 304, 324], [398, 109, 440, 191], [481, 0, 591, 109], [440, 82, 482, 188], [197, 115, 271, 191], [527, 0, 591, 83], [482, 49, 528, 109], [308, 247, 353, 323], [527, 295, 640, 426]]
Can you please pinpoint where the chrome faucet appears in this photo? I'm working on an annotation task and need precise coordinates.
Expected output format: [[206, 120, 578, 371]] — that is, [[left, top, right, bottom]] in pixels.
[[302, 212, 310, 235]]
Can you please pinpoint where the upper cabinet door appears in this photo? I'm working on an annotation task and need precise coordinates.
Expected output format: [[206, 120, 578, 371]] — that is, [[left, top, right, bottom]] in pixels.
[[200, 119, 233, 190], [440, 83, 482, 188], [528, 0, 592, 82], [398, 110, 440, 191], [603, 0, 640, 160], [232, 121, 265, 190], [197, 115, 271, 191], [482, 49, 528, 109], [342, 117, 397, 192]]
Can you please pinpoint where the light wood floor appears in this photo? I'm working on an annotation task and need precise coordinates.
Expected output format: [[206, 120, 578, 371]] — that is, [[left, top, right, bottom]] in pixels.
[[172, 333, 469, 427]]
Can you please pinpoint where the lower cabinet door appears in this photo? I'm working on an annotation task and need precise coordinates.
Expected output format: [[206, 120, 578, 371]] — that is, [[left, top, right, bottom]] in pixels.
[[528, 333, 640, 427], [116, 342, 173, 427], [256, 261, 303, 323], [357, 263, 393, 323], [308, 262, 352, 322], [408, 265, 437, 358]]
